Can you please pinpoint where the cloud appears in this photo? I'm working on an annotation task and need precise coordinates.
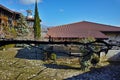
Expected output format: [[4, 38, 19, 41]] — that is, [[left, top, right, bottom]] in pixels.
[[20, 0, 42, 5]]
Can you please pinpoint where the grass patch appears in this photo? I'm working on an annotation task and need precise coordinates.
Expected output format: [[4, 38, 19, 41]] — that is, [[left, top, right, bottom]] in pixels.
[[0, 44, 15, 50]]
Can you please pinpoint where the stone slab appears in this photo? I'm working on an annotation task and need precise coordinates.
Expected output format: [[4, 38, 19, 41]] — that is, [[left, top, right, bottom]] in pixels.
[[106, 50, 120, 61]]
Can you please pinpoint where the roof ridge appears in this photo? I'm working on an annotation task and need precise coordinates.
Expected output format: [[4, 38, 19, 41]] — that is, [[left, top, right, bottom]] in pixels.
[[50, 21, 85, 28], [82, 21, 120, 28], [49, 20, 120, 29], [0, 4, 20, 14]]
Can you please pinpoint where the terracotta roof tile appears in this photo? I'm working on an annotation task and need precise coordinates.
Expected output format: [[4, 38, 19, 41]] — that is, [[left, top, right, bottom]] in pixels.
[[47, 21, 120, 39]]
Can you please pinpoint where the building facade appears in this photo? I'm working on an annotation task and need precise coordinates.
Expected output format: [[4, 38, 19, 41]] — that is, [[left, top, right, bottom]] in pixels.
[[0, 4, 20, 39], [0, 4, 20, 28]]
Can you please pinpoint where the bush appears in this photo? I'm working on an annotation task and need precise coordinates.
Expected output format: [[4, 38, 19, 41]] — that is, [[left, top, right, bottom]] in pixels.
[[90, 54, 100, 66], [79, 37, 100, 70], [51, 53, 57, 62]]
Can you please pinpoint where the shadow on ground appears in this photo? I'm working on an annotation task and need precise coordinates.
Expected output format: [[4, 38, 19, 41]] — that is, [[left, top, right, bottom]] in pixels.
[[64, 53, 120, 80], [64, 63, 120, 80], [15, 47, 71, 60], [44, 63, 80, 70], [15, 47, 44, 60]]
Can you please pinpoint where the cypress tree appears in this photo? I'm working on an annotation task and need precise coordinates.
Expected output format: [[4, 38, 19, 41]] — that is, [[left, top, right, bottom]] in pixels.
[[33, 0, 41, 40]]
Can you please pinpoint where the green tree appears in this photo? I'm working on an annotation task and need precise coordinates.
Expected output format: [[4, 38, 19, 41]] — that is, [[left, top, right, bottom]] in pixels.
[[33, 0, 41, 40], [79, 37, 100, 71], [16, 14, 29, 39]]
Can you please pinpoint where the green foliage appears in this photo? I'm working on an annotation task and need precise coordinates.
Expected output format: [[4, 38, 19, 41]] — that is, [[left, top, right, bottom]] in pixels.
[[80, 37, 96, 43], [79, 37, 100, 71], [16, 14, 29, 37], [10, 27, 17, 38], [91, 53, 100, 66], [33, 0, 41, 40], [2, 25, 17, 39], [51, 53, 57, 62]]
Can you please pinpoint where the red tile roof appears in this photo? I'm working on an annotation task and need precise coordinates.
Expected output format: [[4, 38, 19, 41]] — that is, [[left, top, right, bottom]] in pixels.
[[47, 21, 120, 39]]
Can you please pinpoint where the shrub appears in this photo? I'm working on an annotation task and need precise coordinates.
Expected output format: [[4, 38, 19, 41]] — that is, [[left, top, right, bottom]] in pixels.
[[79, 37, 100, 71], [90, 54, 100, 66], [51, 53, 57, 62]]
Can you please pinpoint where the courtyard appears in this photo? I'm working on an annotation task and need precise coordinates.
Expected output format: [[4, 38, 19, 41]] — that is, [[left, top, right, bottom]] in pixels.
[[0, 47, 120, 80]]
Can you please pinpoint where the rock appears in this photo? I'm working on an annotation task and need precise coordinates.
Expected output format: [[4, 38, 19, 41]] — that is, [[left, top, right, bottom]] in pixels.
[[106, 50, 120, 61]]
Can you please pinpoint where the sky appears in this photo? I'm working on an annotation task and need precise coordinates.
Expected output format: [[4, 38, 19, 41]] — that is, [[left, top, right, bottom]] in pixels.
[[1, 0, 120, 27]]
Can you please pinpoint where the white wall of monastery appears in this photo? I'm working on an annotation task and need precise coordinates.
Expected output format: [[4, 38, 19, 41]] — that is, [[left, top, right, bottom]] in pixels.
[[105, 33, 120, 41]]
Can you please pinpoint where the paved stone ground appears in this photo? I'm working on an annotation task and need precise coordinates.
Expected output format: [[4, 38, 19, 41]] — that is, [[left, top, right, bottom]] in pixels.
[[0, 48, 120, 80]]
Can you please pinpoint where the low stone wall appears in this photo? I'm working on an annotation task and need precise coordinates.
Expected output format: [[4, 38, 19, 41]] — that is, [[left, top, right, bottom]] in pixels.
[[53, 45, 69, 53], [53, 45, 81, 53], [47, 45, 120, 62]]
